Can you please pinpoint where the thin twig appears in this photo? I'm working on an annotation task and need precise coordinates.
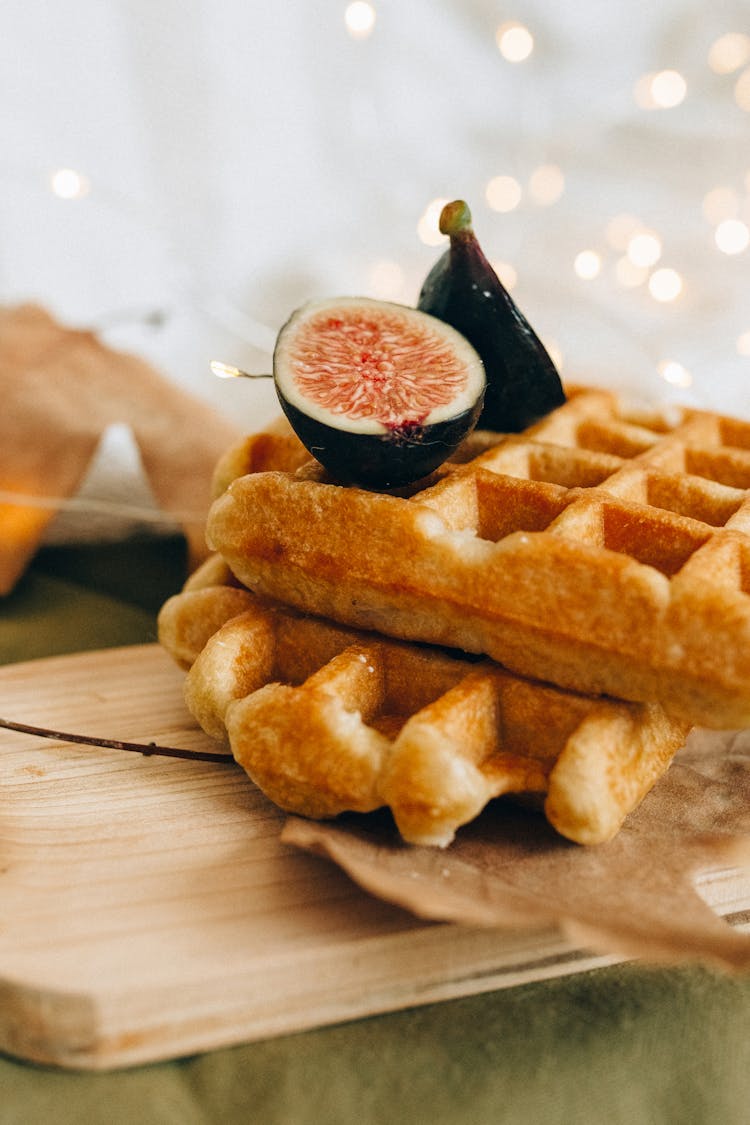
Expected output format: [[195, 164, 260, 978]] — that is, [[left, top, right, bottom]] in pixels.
[[0, 717, 235, 765]]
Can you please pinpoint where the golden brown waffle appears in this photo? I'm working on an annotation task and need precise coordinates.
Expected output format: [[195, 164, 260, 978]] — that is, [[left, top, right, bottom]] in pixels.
[[210, 415, 312, 497], [207, 387, 750, 729], [158, 579, 688, 846]]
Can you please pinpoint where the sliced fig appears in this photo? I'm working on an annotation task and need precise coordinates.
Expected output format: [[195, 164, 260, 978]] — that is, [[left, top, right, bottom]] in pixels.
[[418, 199, 566, 432], [272, 296, 486, 489]]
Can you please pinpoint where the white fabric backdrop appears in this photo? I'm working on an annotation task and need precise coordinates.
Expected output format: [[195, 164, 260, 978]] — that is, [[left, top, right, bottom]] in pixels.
[[2, 0, 749, 436]]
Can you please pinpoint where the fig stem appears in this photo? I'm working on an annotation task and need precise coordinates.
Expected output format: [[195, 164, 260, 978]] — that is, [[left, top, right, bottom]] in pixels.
[[0, 716, 236, 765], [439, 200, 473, 237], [210, 360, 272, 380]]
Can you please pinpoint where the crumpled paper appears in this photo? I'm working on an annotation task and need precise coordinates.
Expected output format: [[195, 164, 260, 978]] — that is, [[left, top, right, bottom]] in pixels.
[[0, 304, 240, 594], [283, 726, 750, 971]]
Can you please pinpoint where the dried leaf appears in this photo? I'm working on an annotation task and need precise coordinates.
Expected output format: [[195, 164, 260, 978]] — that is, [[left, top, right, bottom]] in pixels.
[[0, 304, 239, 592], [282, 728, 750, 970]]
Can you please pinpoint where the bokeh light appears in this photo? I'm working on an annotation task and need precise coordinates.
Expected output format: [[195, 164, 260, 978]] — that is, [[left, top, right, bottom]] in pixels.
[[635, 70, 687, 109], [708, 32, 750, 75], [648, 268, 683, 302], [651, 69, 687, 107], [574, 250, 602, 280], [702, 186, 740, 224], [658, 360, 693, 387], [50, 167, 90, 199], [344, 1, 376, 40], [528, 164, 565, 205], [735, 68, 750, 111], [605, 213, 642, 251], [417, 197, 450, 246], [485, 175, 522, 212], [715, 218, 750, 254], [626, 231, 662, 268], [495, 22, 534, 62], [490, 260, 518, 290]]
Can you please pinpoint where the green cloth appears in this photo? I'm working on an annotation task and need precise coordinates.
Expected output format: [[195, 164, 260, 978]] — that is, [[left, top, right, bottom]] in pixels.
[[2, 541, 750, 1124], [3, 968, 750, 1124]]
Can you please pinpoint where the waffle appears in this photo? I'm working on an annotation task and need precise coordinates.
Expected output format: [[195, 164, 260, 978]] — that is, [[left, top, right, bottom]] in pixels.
[[158, 578, 688, 846], [210, 415, 312, 497], [206, 387, 750, 729]]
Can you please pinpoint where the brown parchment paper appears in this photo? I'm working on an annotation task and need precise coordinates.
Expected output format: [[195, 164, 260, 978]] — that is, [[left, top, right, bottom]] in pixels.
[[0, 304, 240, 593], [283, 726, 750, 971]]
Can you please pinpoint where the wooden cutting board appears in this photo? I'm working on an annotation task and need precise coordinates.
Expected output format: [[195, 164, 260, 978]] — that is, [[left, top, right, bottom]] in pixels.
[[0, 645, 744, 1071]]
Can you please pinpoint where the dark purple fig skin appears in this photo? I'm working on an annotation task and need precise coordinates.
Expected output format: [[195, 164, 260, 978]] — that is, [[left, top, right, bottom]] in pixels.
[[277, 395, 483, 490], [418, 200, 565, 432]]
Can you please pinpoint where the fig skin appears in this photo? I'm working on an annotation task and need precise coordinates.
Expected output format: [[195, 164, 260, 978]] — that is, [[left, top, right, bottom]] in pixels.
[[278, 399, 482, 489], [273, 296, 486, 490], [418, 199, 566, 432]]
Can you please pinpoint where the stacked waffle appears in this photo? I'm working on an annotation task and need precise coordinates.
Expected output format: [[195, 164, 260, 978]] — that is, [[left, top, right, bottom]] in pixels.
[[159, 387, 750, 846]]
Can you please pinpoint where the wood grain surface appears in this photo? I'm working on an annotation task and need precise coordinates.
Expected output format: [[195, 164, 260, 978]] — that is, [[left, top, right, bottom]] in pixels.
[[0, 644, 743, 1071]]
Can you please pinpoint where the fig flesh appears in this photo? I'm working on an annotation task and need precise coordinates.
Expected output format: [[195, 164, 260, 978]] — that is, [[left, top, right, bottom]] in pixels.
[[418, 200, 565, 431], [273, 296, 486, 488]]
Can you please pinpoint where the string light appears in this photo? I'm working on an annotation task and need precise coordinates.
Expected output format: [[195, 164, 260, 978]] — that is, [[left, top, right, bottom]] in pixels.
[[417, 198, 449, 246], [495, 22, 534, 62], [50, 167, 90, 199], [648, 268, 683, 302], [658, 360, 693, 387], [574, 250, 601, 280], [528, 164, 565, 205], [715, 218, 750, 254], [626, 231, 662, 268], [708, 32, 750, 74], [485, 175, 522, 212], [344, 1, 376, 40], [735, 68, 750, 111], [210, 360, 244, 379], [634, 70, 687, 109]]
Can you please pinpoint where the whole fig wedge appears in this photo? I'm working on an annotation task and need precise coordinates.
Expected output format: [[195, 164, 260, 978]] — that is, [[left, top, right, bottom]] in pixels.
[[418, 199, 565, 431]]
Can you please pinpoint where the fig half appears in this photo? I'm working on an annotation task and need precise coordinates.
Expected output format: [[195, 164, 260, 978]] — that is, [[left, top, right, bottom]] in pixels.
[[273, 296, 486, 489]]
